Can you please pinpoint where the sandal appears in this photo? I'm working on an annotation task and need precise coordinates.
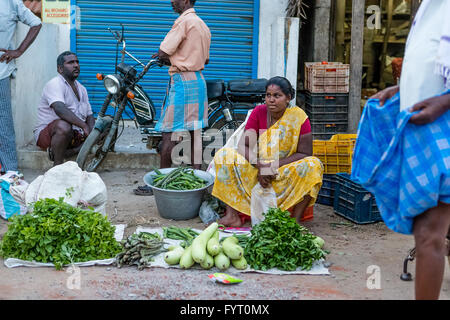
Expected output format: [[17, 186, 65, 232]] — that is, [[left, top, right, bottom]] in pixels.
[[133, 185, 153, 196]]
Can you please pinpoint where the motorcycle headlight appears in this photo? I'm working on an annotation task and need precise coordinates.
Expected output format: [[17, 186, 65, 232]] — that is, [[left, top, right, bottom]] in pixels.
[[103, 75, 122, 94]]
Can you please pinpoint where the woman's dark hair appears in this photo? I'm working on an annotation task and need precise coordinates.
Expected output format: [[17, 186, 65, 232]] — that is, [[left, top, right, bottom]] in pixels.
[[265, 76, 296, 100]]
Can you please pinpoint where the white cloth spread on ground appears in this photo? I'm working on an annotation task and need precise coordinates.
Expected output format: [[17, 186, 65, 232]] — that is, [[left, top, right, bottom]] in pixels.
[[3, 224, 126, 268], [135, 227, 330, 276]]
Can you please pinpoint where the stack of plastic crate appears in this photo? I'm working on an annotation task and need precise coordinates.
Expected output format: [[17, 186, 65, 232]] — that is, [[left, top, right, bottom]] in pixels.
[[304, 62, 350, 140], [313, 134, 382, 224]]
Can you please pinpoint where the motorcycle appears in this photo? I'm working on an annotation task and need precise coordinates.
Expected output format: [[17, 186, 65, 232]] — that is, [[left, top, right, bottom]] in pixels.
[[76, 25, 267, 172]]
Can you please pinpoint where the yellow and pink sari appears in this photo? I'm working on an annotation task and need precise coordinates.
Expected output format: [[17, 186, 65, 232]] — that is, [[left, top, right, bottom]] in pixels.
[[212, 106, 323, 217]]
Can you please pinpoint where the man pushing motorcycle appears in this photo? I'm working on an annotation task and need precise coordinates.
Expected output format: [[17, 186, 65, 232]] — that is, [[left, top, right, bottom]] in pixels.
[[134, 0, 211, 196]]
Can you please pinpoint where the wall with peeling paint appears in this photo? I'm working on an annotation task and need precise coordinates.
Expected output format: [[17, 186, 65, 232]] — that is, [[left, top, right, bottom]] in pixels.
[[11, 23, 70, 147]]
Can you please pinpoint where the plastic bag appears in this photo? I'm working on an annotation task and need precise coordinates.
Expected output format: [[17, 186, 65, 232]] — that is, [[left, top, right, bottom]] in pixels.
[[199, 200, 221, 224], [206, 110, 253, 178], [0, 172, 28, 220], [250, 183, 277, 226], [23, 161, 108, 215], [199, 194, 222, 224]]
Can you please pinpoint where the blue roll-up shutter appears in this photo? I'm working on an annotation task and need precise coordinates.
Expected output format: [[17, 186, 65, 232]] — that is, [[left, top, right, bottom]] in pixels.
[[71, 0, 259, 119]]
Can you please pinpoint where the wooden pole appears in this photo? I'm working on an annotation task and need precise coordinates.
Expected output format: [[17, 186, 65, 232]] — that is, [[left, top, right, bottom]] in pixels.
[[379, 0, 394, 89], [335, 0, 347, 62], [349, 0, 366, 133]]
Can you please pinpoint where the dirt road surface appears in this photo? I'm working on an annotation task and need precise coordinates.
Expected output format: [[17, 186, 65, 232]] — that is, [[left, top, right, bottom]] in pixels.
[[1, 169, 449, 300]]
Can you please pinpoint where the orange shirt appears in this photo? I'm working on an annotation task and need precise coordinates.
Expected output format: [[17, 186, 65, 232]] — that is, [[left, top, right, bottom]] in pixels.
[[160, 8, 211, 76]]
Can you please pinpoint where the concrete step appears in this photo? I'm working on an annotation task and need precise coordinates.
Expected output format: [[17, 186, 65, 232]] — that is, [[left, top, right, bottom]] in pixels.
[[17, 122, 160, 171]]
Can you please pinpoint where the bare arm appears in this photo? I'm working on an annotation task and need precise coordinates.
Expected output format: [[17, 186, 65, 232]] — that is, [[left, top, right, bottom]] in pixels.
[[51, 101, 90, 136], [86, 114, 95, 132], [0, 24, 42, 64], [237, 129, 258, 165]]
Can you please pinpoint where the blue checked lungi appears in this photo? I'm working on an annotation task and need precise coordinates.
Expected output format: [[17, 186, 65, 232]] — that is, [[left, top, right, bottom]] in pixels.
[[351, 91, 450, 235], [0, 77, 18, 172], [155, 71, 208, 132]]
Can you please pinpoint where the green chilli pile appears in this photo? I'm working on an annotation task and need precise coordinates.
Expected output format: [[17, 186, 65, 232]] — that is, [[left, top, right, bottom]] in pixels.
[[244, 208, 327, 271], [0, 198, 122, 270], [150, 167, 207, 190]]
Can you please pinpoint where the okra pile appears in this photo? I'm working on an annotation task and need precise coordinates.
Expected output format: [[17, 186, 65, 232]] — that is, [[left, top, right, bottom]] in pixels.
[[150, 167, 207, 190], [115, 232, 167, 270]]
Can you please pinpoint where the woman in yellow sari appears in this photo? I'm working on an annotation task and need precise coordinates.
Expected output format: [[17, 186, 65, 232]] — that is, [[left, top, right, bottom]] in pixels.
[[212, 76, 324, 227]]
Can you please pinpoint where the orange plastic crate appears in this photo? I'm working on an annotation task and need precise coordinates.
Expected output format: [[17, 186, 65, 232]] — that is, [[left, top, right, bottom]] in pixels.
[[313, 134, 357, 174]]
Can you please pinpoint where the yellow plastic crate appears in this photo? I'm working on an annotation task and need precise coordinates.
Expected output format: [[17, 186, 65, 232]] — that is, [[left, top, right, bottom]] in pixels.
[[313, 134, 357, 174]]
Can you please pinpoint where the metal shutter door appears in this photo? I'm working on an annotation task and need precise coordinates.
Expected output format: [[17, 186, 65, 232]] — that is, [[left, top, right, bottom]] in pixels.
[[72, 0, 259, 118]]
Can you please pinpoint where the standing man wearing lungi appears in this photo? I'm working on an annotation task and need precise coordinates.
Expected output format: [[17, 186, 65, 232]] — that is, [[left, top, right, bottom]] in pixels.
[[134, 0, 210, 196], [354, 0, 450, 300], [0, 0, 42, 174]]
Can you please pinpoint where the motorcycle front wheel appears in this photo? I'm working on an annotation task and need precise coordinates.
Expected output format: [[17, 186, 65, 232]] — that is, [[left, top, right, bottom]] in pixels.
[[76, 116, 115, 172]]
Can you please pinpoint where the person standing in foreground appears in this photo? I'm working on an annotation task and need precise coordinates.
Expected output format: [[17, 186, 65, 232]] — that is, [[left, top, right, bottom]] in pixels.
[[0, 0, 42, 174], [134, 0, 211, 196], [361, 0, 450, 300]]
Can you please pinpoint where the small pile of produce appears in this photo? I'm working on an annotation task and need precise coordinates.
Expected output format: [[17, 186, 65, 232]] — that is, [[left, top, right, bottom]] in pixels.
[[150, 167, 207, 190], [115, 232, 167, 270], [0, 198, 122, 270], [163, 226, 199, 247], [244, 208, 327, 271], [163, 222, 248, 271]]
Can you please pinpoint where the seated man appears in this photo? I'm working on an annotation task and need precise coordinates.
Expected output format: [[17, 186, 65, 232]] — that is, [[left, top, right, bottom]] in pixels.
[[34, 51, 94, 166]]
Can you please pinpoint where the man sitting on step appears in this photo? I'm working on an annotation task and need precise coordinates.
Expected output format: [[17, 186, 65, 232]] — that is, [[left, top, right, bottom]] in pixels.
[[33, 51, 94, 166]]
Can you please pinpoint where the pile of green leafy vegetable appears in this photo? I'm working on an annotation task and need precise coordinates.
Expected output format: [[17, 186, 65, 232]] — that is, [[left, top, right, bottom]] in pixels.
[[0, 198, 122, 270], [244, 208, 327, 271]]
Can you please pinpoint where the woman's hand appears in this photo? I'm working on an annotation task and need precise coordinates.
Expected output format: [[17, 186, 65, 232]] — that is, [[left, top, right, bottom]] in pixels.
[[256, 162, 277, 188], [409, 94, 450, 125], [371, 85, 399, 106]]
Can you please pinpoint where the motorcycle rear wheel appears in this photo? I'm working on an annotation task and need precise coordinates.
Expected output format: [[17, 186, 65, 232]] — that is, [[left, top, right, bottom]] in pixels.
[[208, 110, 249, 132], [76, 118, 115, 172], [204, 111, 249, 151]]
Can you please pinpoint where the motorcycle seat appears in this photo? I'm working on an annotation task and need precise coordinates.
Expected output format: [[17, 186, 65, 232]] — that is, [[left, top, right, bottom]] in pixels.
[[227, 78, 267, 96], [206, 80, 225, 99]]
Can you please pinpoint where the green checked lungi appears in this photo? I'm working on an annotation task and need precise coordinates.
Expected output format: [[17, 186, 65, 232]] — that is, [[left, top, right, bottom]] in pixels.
[[155, 71, 208, 133]]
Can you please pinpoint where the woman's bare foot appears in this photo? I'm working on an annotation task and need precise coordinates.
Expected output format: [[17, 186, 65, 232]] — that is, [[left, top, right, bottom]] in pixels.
[[218, 206, 243, 228]]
